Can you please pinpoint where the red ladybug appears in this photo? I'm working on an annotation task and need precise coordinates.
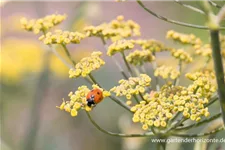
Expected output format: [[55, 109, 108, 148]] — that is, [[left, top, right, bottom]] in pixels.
[[86, 88, 103, 107]]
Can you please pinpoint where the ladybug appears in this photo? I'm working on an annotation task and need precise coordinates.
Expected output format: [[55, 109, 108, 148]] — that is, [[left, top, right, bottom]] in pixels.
[[86, 88, 103, 107]]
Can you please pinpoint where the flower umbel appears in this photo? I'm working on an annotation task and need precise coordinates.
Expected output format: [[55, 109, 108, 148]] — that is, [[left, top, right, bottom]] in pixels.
[[186, 71, 216, 98], [20, 14, 66, 34], [194, 44, 212, 58], [69, 51, 105, 78], [39, 30, 85, 45], [84, 15, 140, 41], [154, 65, 180, 80], [134, 39, 168, 53], [110, 74, 151, 101], [131, 82, 212, 129], [166, 30, 202, 45], [107, 39, 134, 56], [170, 48, 193, 63], [126, 50, 155, 66]]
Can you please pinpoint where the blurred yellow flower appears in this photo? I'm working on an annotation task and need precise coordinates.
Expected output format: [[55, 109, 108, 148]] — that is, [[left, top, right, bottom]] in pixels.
[[170, 48, 193, 63], [134, 39, 168, 53], [49, 54, 69, 77], [20, 14, 66, 34], [1, 38, 44, 84], [84, 15, 140, 42], [154, 65, 180, 80], [166, 30, 202, 45]]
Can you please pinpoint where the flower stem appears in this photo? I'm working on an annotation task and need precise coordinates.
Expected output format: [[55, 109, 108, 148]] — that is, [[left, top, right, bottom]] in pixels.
[[61, 44, 76, 66], [174, 0, 205, 15], [205, 94, 218, 107], [100, 36, 129, 79], [151, 53, 160, 91], [208, 0, 222, 9], [175, 112, 222, 131], [174, 60, 182, 86], [136, 0, 225, 30], [171, 126, 224, 137], [210, 30, 225, 125], [133, 95, 140, 104], [202, 56, 211, 70], [86, 112, 154, 137], [121, 52, 135, 77], [48, 45, 73, 69]]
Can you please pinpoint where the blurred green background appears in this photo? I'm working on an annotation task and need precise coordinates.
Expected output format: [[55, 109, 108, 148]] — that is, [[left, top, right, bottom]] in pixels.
[[1, 1, 225, 150]]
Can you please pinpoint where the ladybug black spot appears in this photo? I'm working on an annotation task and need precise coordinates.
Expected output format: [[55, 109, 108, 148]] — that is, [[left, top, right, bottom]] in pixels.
[[97, 92, 100, 95]]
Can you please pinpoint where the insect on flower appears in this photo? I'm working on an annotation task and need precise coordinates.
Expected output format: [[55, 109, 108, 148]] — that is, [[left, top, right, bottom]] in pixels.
[[86, 88, 103, 107]]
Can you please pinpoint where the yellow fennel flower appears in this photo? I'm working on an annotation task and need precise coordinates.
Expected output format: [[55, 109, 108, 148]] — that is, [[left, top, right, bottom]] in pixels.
[[20, 14, 66, 34], [69, 51, 105, 78]]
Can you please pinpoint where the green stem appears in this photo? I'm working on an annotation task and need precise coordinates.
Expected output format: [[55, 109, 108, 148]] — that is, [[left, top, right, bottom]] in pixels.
[[48, 45, 73, 69], [174, 60, 182, 86], [174, 0, 205, 15], [121, 52, 135, 76], [205, 94, 218, 107], [23, 50, 51, 150], [175, 112, 222, 131], [171, 126, 224, 137], [210, 30, 225, 125], [202, 56, 211, 70], [61, 44, 76, 66], [167, 118, 187, 133], [152, 53, 160, 91], [100, 36, 129, 79], [136, 0, 225, 30], [133, 95, 140, 104], [155, 135, 167, 150], [168, 112, 181, 126], [208, 0, 222, 8], [86, 112, 154, 137]]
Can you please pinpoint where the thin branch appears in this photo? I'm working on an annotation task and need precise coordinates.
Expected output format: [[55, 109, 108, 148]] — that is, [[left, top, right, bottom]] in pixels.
[[208, 0, 222, 9], [48, 45, 73, 69], [61, 44, 76, 66], [100, 36, 129, 79], [205, 94, 218, 107], [167, 118, 187, 133], [175, 113, 222, 131], [152, 53, 160, 91], [202, 56, 211, 70], [174, 60, 182, 86], [137, 0, 225, 30], [133, 94, 140, 104], [174, 0, 205, 15], [171, 126, 224, 137], [86, 112, 154, 137], [121, 52, 134, 76]]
